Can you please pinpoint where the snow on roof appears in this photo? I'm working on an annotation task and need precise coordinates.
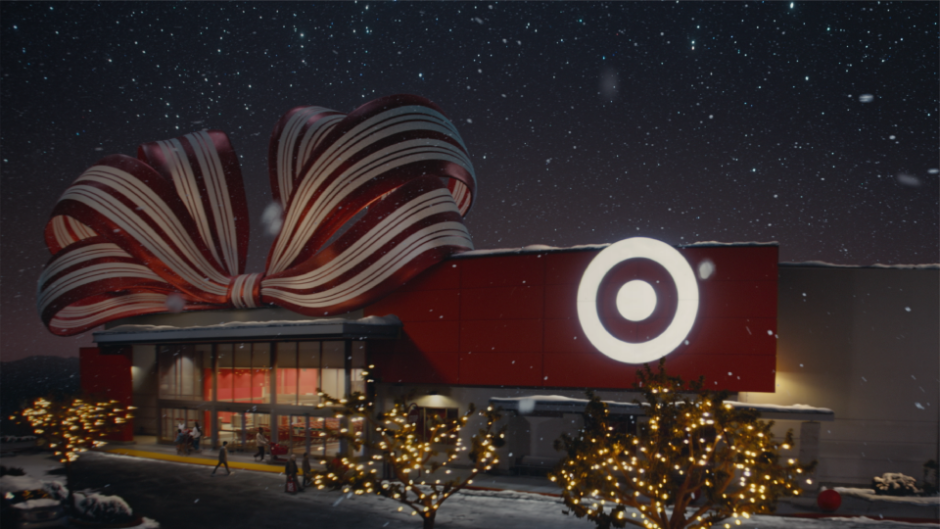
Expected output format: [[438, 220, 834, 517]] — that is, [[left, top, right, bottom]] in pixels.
[[101, 314, 401, 335], [490, 395, 834, 420], [455, 244, 609, 257], [723, 400, 833, 414], [684, 240, 779, 248], [454, 242, 937, 269], [94, 315, 402, 344], [781, 261, 939, 270], [454, 241, 779, 258]]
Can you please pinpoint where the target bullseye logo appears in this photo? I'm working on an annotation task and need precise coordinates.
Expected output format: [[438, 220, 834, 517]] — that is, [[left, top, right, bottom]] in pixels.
[[577, 237, 699, 364]]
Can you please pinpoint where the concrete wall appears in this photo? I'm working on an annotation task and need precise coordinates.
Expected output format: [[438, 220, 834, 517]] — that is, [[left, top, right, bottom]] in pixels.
[[742, 266, 939, 485]]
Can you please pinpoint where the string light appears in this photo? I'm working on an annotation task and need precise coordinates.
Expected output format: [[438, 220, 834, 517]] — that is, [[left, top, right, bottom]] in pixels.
[[310, 391, 506, 527], [549, 360, 815, 529], [16, 397, 134, 470]]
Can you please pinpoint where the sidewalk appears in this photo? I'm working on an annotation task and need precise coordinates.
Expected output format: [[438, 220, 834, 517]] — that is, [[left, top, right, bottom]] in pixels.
[[105, 438, 939, 524], [104, 436, 287, 474]]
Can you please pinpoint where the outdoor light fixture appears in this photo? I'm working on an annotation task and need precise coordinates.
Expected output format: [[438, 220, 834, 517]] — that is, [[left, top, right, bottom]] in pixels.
[[576, 237, 699, 364]]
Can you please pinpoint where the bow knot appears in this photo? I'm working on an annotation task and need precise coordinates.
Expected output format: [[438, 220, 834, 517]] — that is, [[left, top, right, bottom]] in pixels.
[[227, 273, 264, 309], [38, 95, 476, 336]]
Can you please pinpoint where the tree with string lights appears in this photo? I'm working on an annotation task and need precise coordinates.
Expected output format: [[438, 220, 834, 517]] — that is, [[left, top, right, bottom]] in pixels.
[[550, 361, 814, 529], [312, 391, 505, 529], [15, 397, 134, 509]]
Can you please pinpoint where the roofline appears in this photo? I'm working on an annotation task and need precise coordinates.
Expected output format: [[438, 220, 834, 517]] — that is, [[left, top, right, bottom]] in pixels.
[[489, 396, 835, 422], [93, 320, 401, 345]]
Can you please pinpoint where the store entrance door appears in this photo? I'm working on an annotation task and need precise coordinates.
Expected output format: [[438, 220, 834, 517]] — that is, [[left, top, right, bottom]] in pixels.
[[278, 414, 339, 460], [217, 410, 271, 455]]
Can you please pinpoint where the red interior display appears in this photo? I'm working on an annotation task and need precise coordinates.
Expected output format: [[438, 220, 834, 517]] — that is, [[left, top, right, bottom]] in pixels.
[[365, 245, 778, 392]]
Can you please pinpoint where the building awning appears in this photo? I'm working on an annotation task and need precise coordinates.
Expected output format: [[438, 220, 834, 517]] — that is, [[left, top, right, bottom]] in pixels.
[[489, 395, 835, 422], [93, 315, 402, 345]]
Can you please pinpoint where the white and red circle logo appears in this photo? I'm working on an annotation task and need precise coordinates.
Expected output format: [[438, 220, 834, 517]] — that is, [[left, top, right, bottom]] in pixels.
[[576, 237, 699, 364]]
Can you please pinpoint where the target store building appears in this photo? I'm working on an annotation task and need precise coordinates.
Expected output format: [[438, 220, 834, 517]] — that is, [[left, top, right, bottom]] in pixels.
[[79, 241, 939, 487]]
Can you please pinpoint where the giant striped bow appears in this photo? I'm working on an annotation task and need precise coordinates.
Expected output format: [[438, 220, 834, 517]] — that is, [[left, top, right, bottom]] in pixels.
[[38, 94, 475, 336]]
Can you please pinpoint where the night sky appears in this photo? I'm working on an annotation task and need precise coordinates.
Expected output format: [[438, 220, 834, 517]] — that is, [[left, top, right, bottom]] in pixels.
[[1, 2, 937, 362]]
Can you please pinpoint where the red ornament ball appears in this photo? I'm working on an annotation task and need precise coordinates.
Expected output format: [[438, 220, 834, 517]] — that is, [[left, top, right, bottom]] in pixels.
[[817, 489, 842, 512]]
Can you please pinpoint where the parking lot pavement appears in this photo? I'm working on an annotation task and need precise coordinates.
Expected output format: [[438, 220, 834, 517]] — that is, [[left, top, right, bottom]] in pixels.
[[68, 451, 589, 529], [4, 449, 937, 529]]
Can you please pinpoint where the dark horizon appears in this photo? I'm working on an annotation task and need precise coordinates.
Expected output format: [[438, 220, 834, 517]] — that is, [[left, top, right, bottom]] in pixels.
[[2, 2, 937, 362]]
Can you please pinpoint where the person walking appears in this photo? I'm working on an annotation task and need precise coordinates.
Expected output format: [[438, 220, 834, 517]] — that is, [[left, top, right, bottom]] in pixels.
[[191, 422, 202, 452], [301, 452, 312, 488], [174, 429, 187, 455], [212, 441, 231, 476], [254, 429, 269, 462], [285, 453, 302, 493]]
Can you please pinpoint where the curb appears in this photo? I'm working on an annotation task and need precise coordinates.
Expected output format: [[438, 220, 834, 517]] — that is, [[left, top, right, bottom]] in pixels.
[[105, 448, 283, 474]]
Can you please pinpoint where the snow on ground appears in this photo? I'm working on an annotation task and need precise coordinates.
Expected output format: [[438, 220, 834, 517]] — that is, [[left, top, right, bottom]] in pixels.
[[6, 451, 936, 529], [835, 488, 940, 506], [0, 452, 67, 485], [1, 452, 161, 528], [825, 519, 938, 527], [84, 452, 939, 529]]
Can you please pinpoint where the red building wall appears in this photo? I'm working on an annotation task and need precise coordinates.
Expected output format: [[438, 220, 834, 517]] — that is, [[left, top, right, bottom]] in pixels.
[[79, 347, 134, 442], [365, 245, 777, 392]]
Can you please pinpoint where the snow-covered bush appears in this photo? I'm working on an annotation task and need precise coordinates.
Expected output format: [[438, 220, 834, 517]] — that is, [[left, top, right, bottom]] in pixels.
[[872, 472, 922, 496], [73, 492, 135, 524], [42, 480, 68, 501]]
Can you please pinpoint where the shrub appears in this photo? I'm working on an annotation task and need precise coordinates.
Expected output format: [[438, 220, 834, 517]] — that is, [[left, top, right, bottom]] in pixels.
[[551, 361, 814, 529]]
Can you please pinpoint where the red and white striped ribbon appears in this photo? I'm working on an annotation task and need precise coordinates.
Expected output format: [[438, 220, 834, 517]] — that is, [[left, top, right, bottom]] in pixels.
[[38, 94, 476, 336]]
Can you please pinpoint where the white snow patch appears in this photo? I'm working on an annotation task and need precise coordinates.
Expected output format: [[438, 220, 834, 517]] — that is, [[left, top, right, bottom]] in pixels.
[[456, 241, 790, 259], [456, 244, 609, 257], [781, 261, 940, 270], [492, 396, 833, 418], [0, 475, 45, 493], [10, 498, 60, 509], [686, 240, 779, 248], [826, 517, 938, 526], [834, 487, 940, 506]]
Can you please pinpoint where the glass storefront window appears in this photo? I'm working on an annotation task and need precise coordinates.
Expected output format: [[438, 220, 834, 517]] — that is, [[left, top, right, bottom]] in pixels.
[[196, 344, 212, 401], [216, 343, 234, 402], [276, 342, 298, 405], [217, 343, 271, 403], [160, 407, 202, 442], [298, 342, 320, 405], [154, 339, 369, 448], [233, 343, 252, 403], [275, 342, 322, 406], [156, 340, 363, 405], [217, 410, 270, 452], [321, 341, 345, 399], [158, 345, 207, 399], [351, 341, 367, 395], [251, 343, 271, 404]]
